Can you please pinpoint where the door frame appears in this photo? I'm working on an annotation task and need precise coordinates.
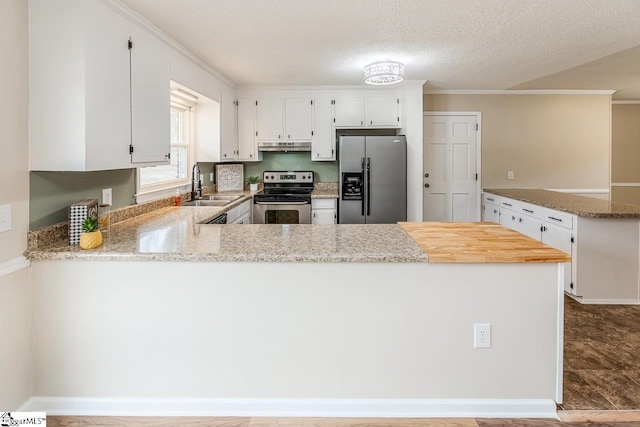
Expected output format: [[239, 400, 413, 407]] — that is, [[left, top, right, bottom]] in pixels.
[[423, 111, 482, 221]]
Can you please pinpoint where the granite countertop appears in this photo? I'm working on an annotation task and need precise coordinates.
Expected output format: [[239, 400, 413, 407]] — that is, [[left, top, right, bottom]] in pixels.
[[27, 205, 427, 263], [311, 188, 339, 198], [485, 189, 640, 218]]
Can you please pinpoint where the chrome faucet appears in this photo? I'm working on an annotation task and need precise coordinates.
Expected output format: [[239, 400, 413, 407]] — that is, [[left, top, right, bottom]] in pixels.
[[191, 163, 202, 200]]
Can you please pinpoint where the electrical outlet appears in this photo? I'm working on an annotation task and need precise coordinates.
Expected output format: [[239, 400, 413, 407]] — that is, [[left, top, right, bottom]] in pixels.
[[102, 188, 113, 206], [210, 172, 214, 182], [507, 171, 514, 180], [0, 204, 12, 233], [474, 323, 491, 348]]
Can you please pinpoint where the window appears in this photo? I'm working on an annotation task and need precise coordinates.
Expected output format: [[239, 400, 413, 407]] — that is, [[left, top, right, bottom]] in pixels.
[[138, 99, 192, 193]]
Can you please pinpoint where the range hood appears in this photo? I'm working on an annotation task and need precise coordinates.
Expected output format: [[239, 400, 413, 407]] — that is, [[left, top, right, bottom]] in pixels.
[[258, 141, 311, 152]]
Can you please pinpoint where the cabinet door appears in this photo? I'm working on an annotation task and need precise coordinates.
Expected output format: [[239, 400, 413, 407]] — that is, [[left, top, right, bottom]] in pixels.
[[482, 204, 500, 223], [285, 98, 313, 141], [312, 98, 335, 161], [234, 212, 251, 224], [220, 91, 238, 161], [499, 208, 518, 231], [541, 223, 574, 294], [129, 25, 170, 164], [518, 215, 542, 240], [84, 0, 132, 170], [312, 209, 337, 224], [334, 97, 365, 127], [237, 99, 258, 161], [256, 98, 283, 141], [365, 96, 399, 127]]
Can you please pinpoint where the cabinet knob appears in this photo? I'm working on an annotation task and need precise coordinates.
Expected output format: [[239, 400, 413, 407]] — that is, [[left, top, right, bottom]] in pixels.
[[424, 173, 429, 178], [278, 135, 281, 139], [424, 183, 430, 188], [288, 135, 291, 139], [370, 120, 373, 125], [223, 153, 227, 158], [361, 121, 363, 126], [249, 154, 253, 158]]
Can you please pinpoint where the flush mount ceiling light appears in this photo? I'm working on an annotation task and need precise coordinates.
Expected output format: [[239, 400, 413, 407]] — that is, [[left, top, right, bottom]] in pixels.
[[364, 61, 405, 85]]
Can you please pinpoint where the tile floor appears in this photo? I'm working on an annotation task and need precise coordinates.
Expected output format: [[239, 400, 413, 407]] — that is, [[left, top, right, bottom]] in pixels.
[[562, 296, 640, 410]]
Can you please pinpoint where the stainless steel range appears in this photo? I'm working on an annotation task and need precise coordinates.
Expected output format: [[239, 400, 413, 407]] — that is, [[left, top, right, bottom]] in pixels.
[[253, 171, 314, 224]]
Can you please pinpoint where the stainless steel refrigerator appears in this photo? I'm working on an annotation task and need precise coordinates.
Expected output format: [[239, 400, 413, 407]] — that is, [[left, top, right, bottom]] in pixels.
[[339, 135, 407, 224]]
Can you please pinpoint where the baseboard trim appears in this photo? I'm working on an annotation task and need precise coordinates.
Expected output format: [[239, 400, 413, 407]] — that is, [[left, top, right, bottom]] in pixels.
[[19, 397, 558, 418], [579, 298, 640, 305], [0, 256, 30, 278]]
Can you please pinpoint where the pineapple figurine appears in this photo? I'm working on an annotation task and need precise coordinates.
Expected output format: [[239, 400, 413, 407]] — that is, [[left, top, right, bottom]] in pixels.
[[79, 217, 103, 250]]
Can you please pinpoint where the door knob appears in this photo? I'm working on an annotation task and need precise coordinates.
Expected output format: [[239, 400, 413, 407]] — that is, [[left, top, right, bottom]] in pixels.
[[424, 183, 430, 188], [425, 173, 429, 178]]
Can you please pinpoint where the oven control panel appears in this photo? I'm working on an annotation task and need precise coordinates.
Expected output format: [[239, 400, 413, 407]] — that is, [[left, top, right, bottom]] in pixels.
[[262, 171, 314, 183]]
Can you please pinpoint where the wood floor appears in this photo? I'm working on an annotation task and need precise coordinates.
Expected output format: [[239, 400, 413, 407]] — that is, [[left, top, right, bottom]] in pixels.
[[562, 296, 640, 410], [46, 416, 640, 426]]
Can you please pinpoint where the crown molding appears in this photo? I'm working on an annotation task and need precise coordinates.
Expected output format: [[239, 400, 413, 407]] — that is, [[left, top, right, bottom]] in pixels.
[[99, 0, 236, 88], [237, 80, 427, 91], [423, 89, 616, 96]]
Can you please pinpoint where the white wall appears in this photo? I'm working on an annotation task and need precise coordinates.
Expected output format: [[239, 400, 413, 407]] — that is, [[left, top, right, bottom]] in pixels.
[[30, 260, 561, 416], [0, 0, 32, 410]]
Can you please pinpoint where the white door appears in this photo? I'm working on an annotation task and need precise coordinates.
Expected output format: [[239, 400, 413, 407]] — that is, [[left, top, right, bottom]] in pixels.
[[423, 115, 479, 221], [541, 223, 573, 293]]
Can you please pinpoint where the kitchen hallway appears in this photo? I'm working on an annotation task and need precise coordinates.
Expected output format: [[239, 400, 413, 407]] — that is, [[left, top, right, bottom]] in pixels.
[[561, 296, 640, 410]]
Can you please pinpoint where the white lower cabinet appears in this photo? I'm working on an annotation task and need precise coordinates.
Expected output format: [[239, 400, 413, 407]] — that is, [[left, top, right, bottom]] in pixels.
[[312, 199, 337, 224], [541, 222, 573, 293], [485, 192, 575, 294], [227, 200, 252, 224]]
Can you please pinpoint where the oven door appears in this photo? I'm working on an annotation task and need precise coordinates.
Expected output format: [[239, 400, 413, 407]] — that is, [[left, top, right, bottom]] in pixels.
[[253, 201, 311, 224]]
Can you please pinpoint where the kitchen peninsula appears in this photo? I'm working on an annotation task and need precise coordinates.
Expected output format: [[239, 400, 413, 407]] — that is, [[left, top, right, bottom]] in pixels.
[[23, 204, 569, 419]]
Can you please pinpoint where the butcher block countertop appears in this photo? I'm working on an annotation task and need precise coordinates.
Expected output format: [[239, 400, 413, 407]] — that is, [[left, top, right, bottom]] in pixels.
[[399, 222, 572, 263]]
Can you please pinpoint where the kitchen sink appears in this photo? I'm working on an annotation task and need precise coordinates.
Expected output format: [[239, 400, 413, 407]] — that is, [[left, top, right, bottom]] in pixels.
[[182, 199, 231, 207], [201, 195, 244, 202]]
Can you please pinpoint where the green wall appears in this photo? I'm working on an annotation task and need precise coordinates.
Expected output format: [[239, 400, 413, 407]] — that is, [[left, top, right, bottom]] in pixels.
[[30, 169, 135, 229], [241, 152, 338, 182]]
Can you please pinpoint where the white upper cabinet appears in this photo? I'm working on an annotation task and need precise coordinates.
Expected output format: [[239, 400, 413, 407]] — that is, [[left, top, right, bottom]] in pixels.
[[333, 96, 400, 128], [220, 92, 238, 161], [285, 98, 313, 141], [365, 96, 400, 127], [333, 97, 365, 127], [29, 0, 170, 171], [256, 98, 313, 142], [237, 99, 261, 162], [256, 98, 284, 141], [129, 25, 170, 164], [312, 98, 335, 161]]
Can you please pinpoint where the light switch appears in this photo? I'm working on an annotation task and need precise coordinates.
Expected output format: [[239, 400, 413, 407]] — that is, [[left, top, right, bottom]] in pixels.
[[0, 204, 12, 233]]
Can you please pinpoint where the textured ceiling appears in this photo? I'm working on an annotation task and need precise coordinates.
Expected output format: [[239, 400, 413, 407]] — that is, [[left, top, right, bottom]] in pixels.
[[119, 0, 640, 98]]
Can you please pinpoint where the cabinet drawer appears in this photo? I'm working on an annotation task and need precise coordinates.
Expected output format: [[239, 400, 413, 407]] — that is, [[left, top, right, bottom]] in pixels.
[[518, 201, 542, 219], [500, 197, 521, 212], [543, 208, 573, 230], [312, 198, 337, 209], [483, 193, 500, 206]]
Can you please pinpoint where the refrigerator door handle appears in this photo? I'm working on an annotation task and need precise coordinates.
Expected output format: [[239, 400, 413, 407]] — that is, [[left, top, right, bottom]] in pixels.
[[366, 157, 371, 216], [361, 157, 365, 216]]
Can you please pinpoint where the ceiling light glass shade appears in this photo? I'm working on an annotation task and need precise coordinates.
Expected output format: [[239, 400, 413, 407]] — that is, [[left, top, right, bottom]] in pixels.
[[364, 61, 405, 85]]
